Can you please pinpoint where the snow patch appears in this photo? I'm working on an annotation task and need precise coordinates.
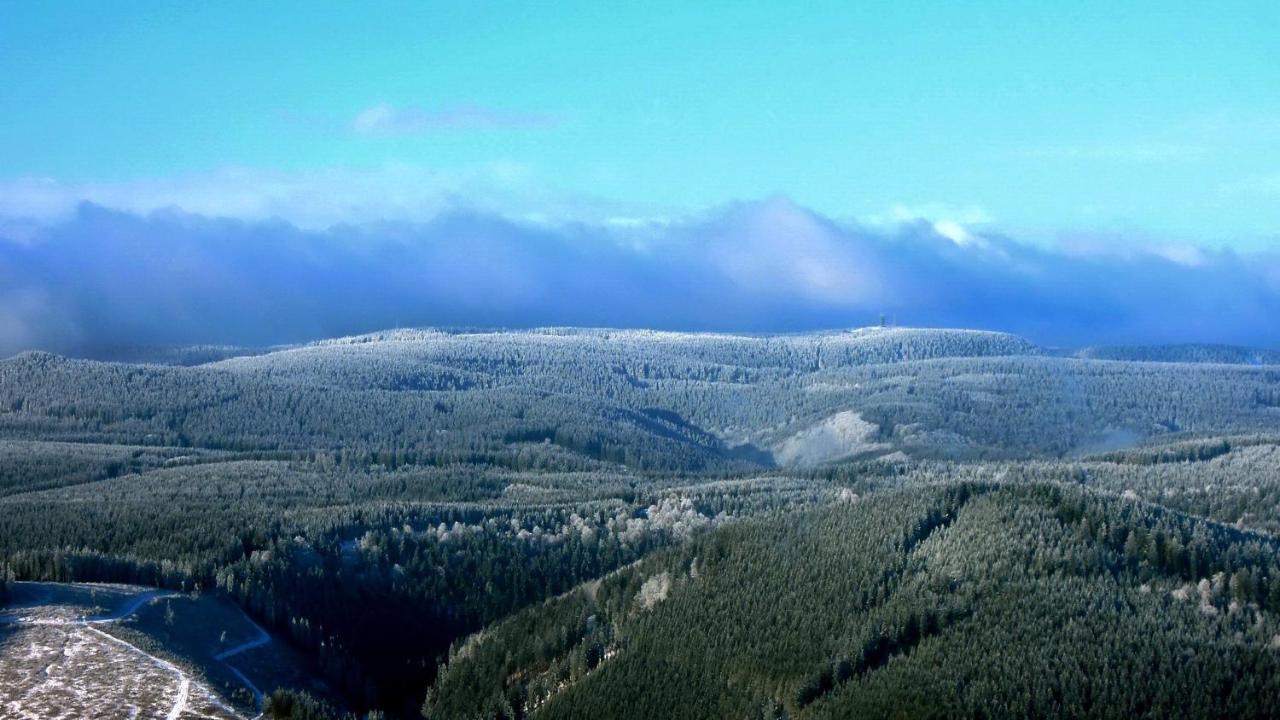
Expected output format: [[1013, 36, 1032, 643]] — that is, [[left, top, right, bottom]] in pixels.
[[636, 572, 671, 610], [773, 411, 887, 467]]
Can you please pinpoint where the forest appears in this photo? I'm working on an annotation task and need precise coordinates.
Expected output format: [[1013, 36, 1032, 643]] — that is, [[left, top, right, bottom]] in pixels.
[[1, 326, 1279, 718]]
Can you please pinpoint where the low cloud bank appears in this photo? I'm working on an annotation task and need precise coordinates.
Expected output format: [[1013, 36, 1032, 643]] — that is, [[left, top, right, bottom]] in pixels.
[[1, 198, 1277, 356]]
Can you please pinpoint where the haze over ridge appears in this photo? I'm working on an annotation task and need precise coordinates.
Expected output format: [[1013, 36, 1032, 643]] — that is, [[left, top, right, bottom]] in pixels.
[[2, 197, 1277, 356]]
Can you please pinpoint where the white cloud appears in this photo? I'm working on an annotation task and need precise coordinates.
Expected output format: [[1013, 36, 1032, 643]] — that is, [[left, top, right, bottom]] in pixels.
[[350, 103, 556, 136], [863, 203, 993, 248], [932, 219, 978, 247], [2, 197, 1278, 352], [1149, 244, 1208, 268], [0, 163, 656, 230], [0, 287, 80, 357], [707, 197, 882, 305], [872, 203, 993, 227], [1054, 231, 1216, 268]]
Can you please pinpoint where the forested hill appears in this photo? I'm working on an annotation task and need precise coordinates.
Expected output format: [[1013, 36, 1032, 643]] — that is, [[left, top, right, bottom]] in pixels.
[[2, 326, 1278, 469], [3, 327, 1280, 717], [426, 482, 1280, 719]]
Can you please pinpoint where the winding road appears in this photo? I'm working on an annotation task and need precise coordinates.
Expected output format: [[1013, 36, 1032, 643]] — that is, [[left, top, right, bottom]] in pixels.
[[213, 615, 272, 708]]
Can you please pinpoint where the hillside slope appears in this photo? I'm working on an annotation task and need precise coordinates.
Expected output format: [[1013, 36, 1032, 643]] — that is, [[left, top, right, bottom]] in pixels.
[[2, 327, 1277, 467], [427, 483, 1280, 719]]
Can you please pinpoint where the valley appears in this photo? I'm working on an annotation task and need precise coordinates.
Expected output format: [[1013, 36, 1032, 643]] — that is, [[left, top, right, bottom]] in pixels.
[[1, 326, 1278, 718]]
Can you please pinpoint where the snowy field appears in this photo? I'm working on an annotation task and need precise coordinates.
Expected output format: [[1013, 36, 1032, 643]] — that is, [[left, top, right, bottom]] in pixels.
[[0, 583, 250, 720]]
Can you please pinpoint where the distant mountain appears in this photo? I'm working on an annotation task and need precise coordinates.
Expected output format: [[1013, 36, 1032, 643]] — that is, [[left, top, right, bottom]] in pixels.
[[2, 327, 1277, 471], [1073, 343, 1280, 365], [80, 343, 278, 366]]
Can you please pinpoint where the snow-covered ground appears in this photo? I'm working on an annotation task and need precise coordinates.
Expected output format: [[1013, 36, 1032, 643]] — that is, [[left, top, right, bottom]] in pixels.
[[772, 410, 888, 466], [0, 584, 251, 720]]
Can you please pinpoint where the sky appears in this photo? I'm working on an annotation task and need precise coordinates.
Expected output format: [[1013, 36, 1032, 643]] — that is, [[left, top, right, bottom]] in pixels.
[[1, 2, 1279, 352]]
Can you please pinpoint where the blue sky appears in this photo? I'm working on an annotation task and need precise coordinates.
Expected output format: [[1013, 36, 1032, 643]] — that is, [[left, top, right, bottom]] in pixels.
[[3, 3, 1280, 353], [2, 1, 1279, 247]]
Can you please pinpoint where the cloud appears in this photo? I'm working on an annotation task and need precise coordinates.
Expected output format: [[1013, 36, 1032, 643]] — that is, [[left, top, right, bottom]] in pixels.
[[1053, 231, 1213, 267], [1, 198, 1277, 356], [350, 103, 556, 136], [878, 204, 993, 226], [0, 163, 650, 230], [864, 204, 993, 248]]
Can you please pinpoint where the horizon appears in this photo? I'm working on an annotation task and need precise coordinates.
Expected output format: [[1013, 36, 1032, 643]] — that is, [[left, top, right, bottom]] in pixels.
[[2, 3, 1279, 354], [3, 197, 1279, 355], [11, 322, 1280, 365]]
